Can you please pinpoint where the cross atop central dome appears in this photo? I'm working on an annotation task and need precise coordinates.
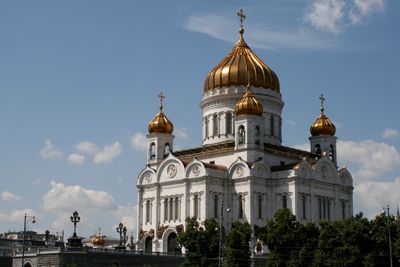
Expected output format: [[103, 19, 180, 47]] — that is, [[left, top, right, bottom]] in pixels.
[[203, 9, 280, 92]]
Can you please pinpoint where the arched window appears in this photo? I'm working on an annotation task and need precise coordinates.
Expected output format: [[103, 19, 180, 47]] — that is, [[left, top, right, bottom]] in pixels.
[[255, 125, 260, 145], [329, 144, 335, 162], [164, 198, 169, 221], [167, 232, 178, 254], [214, 194, 218, 218], [146, 200, 151, 223], [256, 243, 262, 253], [175, 196, 179, 220], [212, 114, 219, 136], [145, 236, 152, 252], [150, 143, 156, 160], [226, 113, 232, 135], [205, 117, 209, 138], [302, 195, 307, 220], [238, 125, 245, 145], [193, 194, 199, 218], [258, 194, 262, 219], [164, 143, 170, 157], [169, 197, 173, 221], [342, 201, 346, 219], [238, 195, 243, 219], [270, 115, 274, 136], [315, 144, 321, 155], [282, 195, 287, 209], [23, 263, 33, 267]]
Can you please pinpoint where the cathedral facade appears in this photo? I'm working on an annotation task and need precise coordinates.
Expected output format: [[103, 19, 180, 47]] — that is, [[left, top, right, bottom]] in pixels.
[[136, 13, 353, 254]]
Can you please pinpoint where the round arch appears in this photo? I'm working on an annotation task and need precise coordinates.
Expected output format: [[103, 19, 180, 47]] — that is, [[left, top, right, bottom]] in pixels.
[[144, 236, 152, 253]]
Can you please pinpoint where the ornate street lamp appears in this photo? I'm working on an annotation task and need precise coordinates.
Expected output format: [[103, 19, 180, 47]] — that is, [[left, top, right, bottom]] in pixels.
[[21, 213, 36, 267], [116, 222, 128, 250], [67, 211, 82, 247], [71, 211, 80, 238], [128, 234, 135, 251]]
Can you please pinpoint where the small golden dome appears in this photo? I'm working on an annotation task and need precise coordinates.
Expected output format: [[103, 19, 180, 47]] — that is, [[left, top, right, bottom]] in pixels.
[[204, 18, 279, 92], [148, 93, 174, 135], [310, 95, 336, 136], [235, 90, 263, 116], [92, 229, 105, 246]]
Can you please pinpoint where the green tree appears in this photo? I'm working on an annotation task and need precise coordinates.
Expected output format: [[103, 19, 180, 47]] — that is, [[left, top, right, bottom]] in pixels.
[[261, 209, 301, 267], [177, 217, 220, 266], [224, 221, 252, 267], [313, 213, 372, 267]]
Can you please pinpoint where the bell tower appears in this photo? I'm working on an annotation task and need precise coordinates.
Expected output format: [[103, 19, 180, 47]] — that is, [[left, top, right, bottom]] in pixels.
[[147, 92, 174, 165], [309, 94, 337, 166]]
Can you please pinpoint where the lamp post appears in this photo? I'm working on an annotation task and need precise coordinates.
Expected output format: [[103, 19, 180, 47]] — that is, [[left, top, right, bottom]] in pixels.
[[21, 213, 36, 267], [116, 222, 128, 250], [70, 211, 80, 238], [218, 201, 224, 267], [218, 201, 231, 267], [383, 205, 393, 267], [67, 211, 82, 247]]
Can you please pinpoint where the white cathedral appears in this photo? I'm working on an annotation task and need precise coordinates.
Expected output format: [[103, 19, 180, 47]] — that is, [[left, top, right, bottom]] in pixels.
[[136, 12, 353, 254]]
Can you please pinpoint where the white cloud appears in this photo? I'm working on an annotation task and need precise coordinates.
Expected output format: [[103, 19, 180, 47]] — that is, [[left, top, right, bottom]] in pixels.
[[304, 0, 345, 34], [355, 177, 400, 218], [294, 140, 400, 181], [43, 181, 118, 212], [130, 133, 147, 152], [304, 0, 386, 33], [175, 127, 189, 140], [382, 128, 400, 139], [338, 140, 400, 180], [0, 208, 37, 223], [74, 141, 99, 154], [93, 142, 123, 164], [68, 153, 85, 165], [1, 191, 22, 202], [354, 0, 385, 15], [114, 204, 137, 236], [40, 140, 62, 160], [185, 14, 336, 50]]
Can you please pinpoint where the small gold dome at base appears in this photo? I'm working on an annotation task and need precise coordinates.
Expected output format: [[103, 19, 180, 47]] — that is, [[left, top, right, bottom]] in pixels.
[[148, 111, 174, 135], [310, 114, 336, 136], [235, 91, 263, 116]]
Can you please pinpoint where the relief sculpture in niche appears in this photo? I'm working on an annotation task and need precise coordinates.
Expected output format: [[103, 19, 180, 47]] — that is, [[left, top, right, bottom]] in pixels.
[[236, 166, 244, 177], [167, 164, 177, 178]]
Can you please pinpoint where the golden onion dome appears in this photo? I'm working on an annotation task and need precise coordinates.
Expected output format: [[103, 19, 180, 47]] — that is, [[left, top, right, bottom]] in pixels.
[[148, 93, 174, 135], [310, 95, 336, 136], [235, 90, 263, 116], [204, 16, 279, 92]]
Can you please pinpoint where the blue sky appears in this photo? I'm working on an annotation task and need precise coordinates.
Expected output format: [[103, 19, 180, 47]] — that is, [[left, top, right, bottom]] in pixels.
[[1, 0, 399, 239]]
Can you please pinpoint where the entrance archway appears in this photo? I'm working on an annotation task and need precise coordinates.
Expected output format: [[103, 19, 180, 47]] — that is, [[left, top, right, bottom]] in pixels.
[[167, 232, 177, 254], [145, 236, 152, 253]]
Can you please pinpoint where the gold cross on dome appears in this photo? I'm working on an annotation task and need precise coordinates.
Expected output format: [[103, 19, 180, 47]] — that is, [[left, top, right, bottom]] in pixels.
[[158, 92, 165, 111], [319, 94, 325, 113], [237, 9, 246, 29]]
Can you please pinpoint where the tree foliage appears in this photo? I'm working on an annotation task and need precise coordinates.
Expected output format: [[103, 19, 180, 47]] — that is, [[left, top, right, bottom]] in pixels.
[[224, 221, 252, 267], [263, 210, 400, 267], [177, 217, 220, 267]]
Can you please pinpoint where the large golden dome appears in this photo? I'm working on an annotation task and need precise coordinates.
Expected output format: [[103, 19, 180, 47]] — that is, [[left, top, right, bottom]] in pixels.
[[310, 95, 336, 136], [204, 26, 279, 92], [235, 90, 263, 116], [148, 93, 174, 135]]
